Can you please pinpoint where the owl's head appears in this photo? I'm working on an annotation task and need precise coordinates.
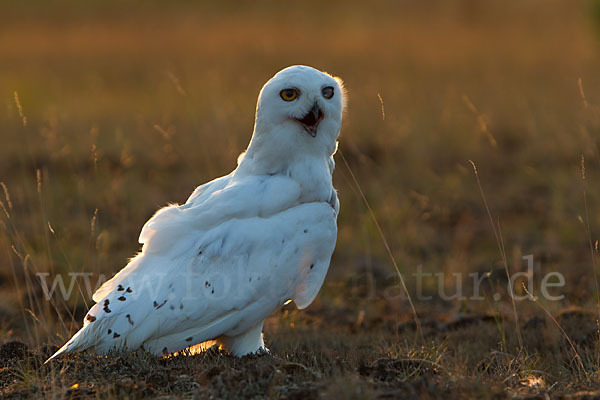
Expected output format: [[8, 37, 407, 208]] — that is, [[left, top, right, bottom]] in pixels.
[[243, 66, 345, 169]]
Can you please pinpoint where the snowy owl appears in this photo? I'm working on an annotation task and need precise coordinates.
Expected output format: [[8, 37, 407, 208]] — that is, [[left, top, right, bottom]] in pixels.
[[47, 65, 345, 361]]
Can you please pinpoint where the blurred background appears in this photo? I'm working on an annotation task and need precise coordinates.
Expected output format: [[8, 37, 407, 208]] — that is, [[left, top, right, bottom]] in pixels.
[[1, 0, 600, 346]]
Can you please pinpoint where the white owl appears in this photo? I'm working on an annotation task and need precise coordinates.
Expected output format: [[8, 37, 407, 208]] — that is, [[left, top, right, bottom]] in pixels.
[[47, 65, 345, 361]]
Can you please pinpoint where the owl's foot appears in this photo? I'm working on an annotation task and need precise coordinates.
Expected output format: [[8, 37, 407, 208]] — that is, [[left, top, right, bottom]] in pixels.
[[256, 346, 271, 356], [218, 320, 266, 357]]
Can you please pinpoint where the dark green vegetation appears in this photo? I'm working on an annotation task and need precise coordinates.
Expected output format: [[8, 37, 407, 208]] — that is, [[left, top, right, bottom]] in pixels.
[[2, 0, 600, 398]]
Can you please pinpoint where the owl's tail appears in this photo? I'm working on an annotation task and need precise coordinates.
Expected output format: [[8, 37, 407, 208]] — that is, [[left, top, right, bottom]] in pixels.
[[45, 325, 96, 363]]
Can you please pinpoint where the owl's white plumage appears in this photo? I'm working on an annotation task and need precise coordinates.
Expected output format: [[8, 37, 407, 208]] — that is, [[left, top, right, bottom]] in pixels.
[[47, 65, 345, 361]]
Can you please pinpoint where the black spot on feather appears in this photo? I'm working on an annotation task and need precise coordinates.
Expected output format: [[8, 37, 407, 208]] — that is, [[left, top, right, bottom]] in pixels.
[[185, 337, 193, 342], [126, 287, 132, 293], [118, 296, 126, 301], [104, 299, 110, 306], [310, 263, 314, 270], [107, 329, 112, 334], [86, 314, 96, 323], [113, 332, 120, 338], [126, 314, 134, 325], [117, 285, 124, 291], [103, 306, 111, 313], [154, 300, 167, 309]]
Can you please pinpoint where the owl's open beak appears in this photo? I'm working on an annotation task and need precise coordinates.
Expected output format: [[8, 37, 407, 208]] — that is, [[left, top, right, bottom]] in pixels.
[[296, 103, 324, 137]]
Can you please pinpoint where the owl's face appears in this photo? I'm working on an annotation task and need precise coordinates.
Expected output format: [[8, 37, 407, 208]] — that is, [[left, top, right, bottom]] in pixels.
[[253, 66, 345, 158]]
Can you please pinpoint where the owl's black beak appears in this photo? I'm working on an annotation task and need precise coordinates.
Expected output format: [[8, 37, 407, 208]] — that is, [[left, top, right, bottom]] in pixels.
[[296, 103, 324, 137]]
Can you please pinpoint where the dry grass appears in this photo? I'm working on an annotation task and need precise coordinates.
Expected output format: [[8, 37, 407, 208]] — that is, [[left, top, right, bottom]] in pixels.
[[2, 0, 600, 398]]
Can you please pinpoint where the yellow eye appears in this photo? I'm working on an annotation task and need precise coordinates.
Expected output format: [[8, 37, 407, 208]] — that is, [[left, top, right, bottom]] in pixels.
[[280, 88, 298, 101]]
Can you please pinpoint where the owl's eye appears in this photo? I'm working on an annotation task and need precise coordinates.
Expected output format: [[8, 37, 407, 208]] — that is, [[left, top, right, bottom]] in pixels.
[[322, 86, 334, 99], [280, 89, 298, 101]]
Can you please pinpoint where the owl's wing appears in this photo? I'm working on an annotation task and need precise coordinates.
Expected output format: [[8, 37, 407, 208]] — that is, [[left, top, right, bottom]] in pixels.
[[138, 174, 303, 253], [92, 173, 302, 303], [47, 200, 336, 361], [183, 173, 232, 206]]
